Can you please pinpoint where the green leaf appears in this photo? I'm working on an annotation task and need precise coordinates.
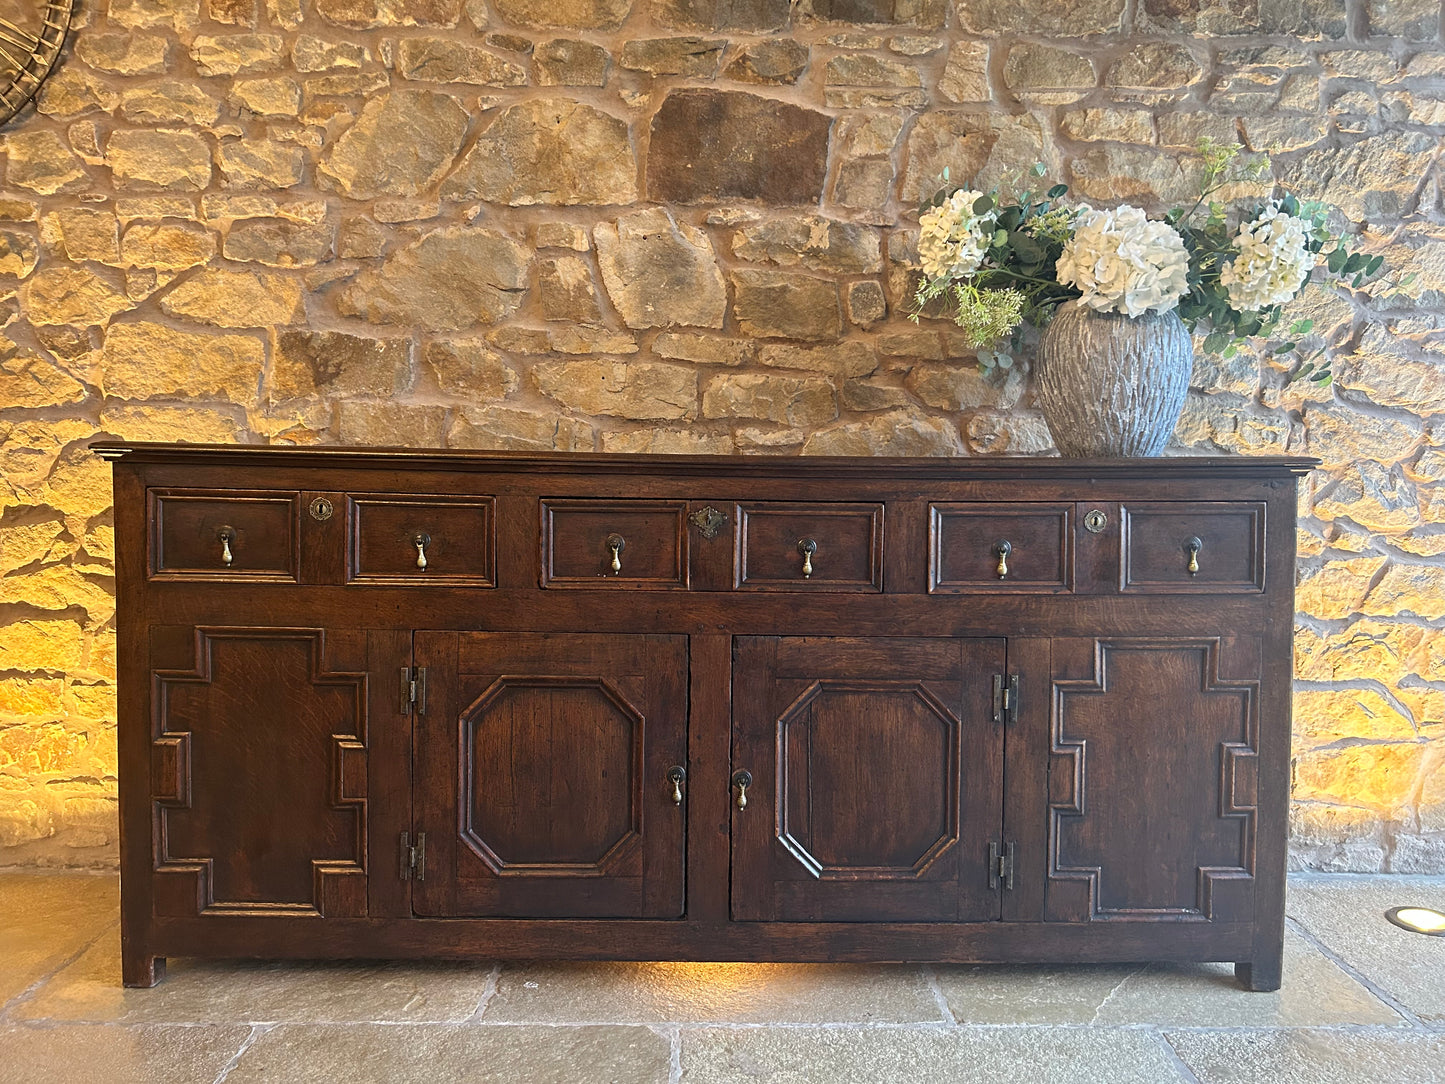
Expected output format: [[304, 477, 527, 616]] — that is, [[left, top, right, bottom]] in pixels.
[[1222, 344, 1238, 358], [1343, 253, 1368, 274], [1047, 184, 1068, 199], [1272, 340, 1298, 354], [1327, 247, 1348, 274], [1297, 362, 1315, 376], [1011, 233, 1044, 262], [1202, 331, 1229, 353], [1366, 254, 1384, 276], [1312, 370, 1333, 386], [997, 207, 1022, 231], [973, 194, 994, 214], [1032, 162, 1047, 177], [992, 228, 1009, 247], [1281, 194, 1299, 217], [942, 167, 950, 181], [1289, 319, 1315, 335]]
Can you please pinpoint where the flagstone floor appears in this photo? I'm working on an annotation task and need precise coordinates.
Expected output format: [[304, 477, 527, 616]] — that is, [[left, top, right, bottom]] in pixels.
[[1, 872, 1442, 1083]]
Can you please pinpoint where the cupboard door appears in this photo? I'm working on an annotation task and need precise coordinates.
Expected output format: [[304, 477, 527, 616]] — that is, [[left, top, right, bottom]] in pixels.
[[1045, 637, 1260, 924], [731, 637, 1005, 922], [414, 632, 687, 918], [148, 626, 382, 919]]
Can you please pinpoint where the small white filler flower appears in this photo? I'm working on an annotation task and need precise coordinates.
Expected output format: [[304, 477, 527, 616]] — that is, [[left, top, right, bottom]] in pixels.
[[1056, 204, 1190, 317], [918, 189, 996, 280], [1219, 203, 1318, 311]]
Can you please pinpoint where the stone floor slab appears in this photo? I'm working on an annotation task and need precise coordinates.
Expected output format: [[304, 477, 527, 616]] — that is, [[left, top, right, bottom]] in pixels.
[[482, 961, 944, 1024], [1167, 1028, 1445, 1084], [226, 1023, 672, 1083], [1093, 928, 1404, 1027], [1287, 874, 1445, 1022], [0, 873, 116, 1006], [14, 927, 494, 1024], [0, 1022, 250, 1084], [680, 1025, 1190, 1083]]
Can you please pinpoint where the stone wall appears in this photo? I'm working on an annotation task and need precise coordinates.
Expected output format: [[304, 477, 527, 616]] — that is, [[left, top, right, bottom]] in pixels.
[[0, 0, 1442, 870]]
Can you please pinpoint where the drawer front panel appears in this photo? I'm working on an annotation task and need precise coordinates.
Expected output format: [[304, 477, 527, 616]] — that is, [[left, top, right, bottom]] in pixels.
[[348, 495, 497, 586], [930, 503, 1074, 593], [148, 489, 298, 581], [1122, 502, 1265, 593], [542, 500, 688, 588], [737, 503, 884, 591]]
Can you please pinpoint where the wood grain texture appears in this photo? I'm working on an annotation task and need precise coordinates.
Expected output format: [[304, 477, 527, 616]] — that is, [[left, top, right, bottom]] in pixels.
[[104, 444, 1308, 991]]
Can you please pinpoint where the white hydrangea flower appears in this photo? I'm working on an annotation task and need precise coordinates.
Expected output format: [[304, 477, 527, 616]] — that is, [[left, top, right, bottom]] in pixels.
[[1220, 203, 1318, 311], [918, 189, 996, 281], [1055, 204, 1190, 317]]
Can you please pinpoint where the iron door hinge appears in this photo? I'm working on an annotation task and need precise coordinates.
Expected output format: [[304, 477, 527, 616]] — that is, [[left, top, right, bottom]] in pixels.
[[401, 831, 426, 881], [992, 673, 1019, 727], [400, 666, 427, 714], [988, 840, 1015, 891]]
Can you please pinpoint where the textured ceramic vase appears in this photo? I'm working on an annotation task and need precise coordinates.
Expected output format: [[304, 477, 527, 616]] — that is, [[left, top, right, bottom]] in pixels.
[[1034, 299, 1194, 457]]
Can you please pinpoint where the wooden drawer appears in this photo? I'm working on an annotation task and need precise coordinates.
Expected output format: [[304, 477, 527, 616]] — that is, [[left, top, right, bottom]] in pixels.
[[929, 503, 1074, 593], [148, 489, 298, 581], [347, 494, 496, 586], [1121, 501, 1265, 592], [736, 503, 884, 591], [541, 500, 688, 588]]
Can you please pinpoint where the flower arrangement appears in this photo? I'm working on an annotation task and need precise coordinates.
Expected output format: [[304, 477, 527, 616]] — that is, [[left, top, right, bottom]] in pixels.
[[911, 144, 1392, 385]]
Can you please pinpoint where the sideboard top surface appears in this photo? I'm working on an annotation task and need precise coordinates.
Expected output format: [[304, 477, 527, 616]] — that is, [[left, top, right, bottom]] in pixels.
[[92, 441, 1318, 481]]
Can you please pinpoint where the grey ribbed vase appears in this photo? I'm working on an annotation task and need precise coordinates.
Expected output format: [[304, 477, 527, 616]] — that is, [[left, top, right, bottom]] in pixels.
[[1035, 300, 1193, 457]]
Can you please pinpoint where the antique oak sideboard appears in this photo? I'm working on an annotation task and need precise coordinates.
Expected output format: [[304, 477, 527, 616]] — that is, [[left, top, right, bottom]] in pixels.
[[97, 443, 1311, 990]]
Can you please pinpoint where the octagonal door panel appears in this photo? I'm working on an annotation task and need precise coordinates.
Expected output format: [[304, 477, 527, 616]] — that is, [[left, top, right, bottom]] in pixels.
[[731, 637, 1006, 922], [413, 632, 687, 918]]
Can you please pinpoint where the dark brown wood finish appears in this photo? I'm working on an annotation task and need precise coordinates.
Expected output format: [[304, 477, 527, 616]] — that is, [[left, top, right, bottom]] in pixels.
[[99, 443, 1311, 992]]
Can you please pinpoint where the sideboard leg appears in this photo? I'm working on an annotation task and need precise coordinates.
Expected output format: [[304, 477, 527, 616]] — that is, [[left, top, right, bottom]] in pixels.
[[1235, 954, 1282, 992], [122, 952, 166, 988]]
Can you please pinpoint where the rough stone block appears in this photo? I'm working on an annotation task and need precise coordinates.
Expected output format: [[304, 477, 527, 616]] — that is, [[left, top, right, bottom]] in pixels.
[[101, 322, 265, 403], [338, 227, 530, 331], [731, 269, 842, 340], [443, 99, 638, 206], [318, 90, 470, 199], [648, 90, 829, 204], [397, 38, 530, 84], [534, 39, 611, 85], [620, 37, 725, 76], [724, 40, 808, 84]]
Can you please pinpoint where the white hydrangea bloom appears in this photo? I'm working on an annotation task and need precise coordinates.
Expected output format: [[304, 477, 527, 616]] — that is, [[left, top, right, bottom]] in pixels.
[[1055, 204, 1190, 317], [1220, 204, 1317, 311], [918, 189, 996, 280]]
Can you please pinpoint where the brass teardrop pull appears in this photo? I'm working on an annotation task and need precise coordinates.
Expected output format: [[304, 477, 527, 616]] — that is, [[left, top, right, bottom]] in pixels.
[[217, 526, 235, 567], [413, 532, 430, 571], [797, 538, 817, 578], [607, 533, 625, 575], [993, 539, 1012, 579], [1185, 536, 1202, 576], [667, 765, 686, 806], [732, 769, 753, 810]]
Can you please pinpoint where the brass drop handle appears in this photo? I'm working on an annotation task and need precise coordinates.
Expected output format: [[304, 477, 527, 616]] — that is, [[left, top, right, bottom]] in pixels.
[[217, 526, 235, 567], [413, 532, 430, 571], [667, 765, 687, 806], [797, 538, 817, 578], [1185, 536, 1202, 576], [732, 769, 753, 810], [993, 539, 1012, 579], [606, 533, 625, 575]]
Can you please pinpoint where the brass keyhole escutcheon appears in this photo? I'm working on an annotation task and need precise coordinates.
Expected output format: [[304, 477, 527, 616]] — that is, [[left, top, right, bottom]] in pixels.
[[667, 766, 687, 806], [732, 769, 753, 810], [309, 496, 334, 522], [606, 533, 626, 575], [217, 526, 236, 567], [1083, 509, 1108, 534], [413, 532, 430, 571], [797, 538, 817, 578], [993, 539, 1012, 579], [1185, 536, 1203, 576]]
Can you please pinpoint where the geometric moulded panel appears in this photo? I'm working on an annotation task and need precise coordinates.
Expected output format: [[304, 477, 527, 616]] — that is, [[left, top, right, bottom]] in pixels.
[[1047, 638, 1258, 923], [460, 677, 643, 877], [776, 681, 961, 880], [151, 627, 368, 918]]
